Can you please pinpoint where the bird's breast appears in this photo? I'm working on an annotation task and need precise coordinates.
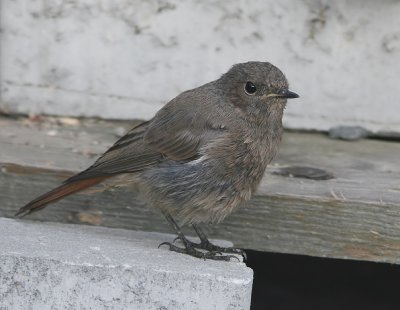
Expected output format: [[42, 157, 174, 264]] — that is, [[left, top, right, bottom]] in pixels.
[[203, 126, 283, 198]]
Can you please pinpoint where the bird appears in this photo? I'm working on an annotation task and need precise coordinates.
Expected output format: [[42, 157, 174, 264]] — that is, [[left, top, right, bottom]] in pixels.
[[16, 61, 299, 261]]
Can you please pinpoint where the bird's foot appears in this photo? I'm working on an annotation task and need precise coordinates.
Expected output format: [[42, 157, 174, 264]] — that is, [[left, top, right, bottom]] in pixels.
[[193, 239, 247, 261], [159, 241, 238, 261], [171, 236, 246, 261]]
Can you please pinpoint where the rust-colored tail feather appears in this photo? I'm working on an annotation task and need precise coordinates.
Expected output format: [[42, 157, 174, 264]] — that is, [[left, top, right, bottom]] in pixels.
[[15, 176, 109, 217]]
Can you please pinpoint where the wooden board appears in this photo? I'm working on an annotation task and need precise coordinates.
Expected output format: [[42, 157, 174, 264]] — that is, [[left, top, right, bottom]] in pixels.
[[1, 115, 400, 264]]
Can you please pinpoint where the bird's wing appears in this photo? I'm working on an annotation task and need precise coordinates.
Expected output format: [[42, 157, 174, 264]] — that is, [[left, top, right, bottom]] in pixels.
[[67, 103, 226, 182], [17, 93, 227, 216], [143, 106, 225, 161], [65, 120, 161, 182]]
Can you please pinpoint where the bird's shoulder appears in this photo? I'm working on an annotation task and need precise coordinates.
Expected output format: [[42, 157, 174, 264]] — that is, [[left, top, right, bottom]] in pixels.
[[143, 83, 231, 160]]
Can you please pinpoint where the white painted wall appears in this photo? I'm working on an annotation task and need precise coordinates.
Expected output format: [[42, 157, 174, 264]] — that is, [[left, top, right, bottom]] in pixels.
[[1, 0, 400, 133]]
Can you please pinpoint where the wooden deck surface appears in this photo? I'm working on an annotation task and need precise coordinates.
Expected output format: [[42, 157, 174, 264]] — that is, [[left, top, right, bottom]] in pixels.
[[1, 115, 399, 264]]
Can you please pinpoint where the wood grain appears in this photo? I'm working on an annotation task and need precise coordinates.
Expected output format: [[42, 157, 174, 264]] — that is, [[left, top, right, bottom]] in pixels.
[[1, 116, 400, 263]]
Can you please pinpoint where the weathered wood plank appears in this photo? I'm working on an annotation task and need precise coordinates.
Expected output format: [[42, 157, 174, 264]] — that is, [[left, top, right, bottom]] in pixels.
[[1, 116, 400, 263]]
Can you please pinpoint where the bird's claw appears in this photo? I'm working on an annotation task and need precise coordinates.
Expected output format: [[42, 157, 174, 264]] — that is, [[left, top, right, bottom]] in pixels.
[[158, 241, 238, 261], [197, 241, 247, 262], [171, 237, 246, 261]]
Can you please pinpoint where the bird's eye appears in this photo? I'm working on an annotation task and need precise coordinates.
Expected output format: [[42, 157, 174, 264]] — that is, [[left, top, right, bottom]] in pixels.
[[244, 81, 257, 95]]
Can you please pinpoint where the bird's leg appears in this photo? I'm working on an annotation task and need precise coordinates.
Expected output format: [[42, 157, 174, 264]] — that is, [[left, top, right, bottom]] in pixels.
[[159, 212, 236, 261], [191, 224, 247, 261]]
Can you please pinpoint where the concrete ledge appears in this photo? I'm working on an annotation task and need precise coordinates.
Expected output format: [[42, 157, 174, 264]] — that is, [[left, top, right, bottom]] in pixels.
[[0, 218, 253, 309]]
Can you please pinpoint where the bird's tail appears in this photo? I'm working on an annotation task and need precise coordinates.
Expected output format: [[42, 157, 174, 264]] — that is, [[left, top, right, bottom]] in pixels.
[[15, 176, 109, 217]]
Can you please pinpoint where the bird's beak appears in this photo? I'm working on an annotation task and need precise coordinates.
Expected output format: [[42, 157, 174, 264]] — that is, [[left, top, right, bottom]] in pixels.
[[265, 89, 299, 99], [277, 89, 299, 99]]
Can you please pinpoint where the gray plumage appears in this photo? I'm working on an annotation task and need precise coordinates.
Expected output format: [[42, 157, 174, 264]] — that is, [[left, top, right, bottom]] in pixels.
[[17, 61, 298, 260]]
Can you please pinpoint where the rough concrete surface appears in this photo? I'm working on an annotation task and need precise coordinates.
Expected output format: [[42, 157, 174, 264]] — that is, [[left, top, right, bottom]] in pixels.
[[1, 1, 400, 133], [0, 218, 253, 310]]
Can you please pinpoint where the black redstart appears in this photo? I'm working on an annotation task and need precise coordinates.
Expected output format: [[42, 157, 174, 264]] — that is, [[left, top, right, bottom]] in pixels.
[[16, 61, 299, 261]]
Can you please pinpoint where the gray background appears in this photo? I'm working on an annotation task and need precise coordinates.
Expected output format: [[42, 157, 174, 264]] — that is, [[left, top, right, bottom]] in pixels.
[[1, 0, 399, 133]]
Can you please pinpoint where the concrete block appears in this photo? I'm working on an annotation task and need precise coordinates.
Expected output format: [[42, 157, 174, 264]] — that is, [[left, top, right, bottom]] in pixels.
[[0, 218, 253, 310]]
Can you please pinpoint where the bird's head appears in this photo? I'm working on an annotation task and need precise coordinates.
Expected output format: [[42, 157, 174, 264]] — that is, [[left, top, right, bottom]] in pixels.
[[219, 61, 299, 122]]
